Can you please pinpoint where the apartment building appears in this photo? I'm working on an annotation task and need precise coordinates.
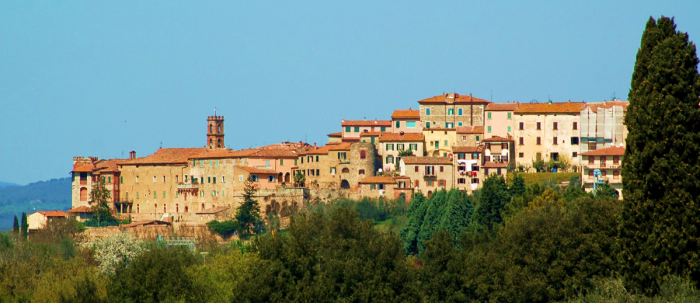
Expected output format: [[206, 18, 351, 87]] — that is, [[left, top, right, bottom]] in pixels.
[[580, 146, 624, 199], [391, 108, 422, 133], [452, 146, 484, 192], [513, 101, 586, 170], [400, 156, 453, 197], [485, 102, 518, 139], [378, 132, 425, 173], [456, 126, 484, 146], [423, 128, 457, 157], [340, 119, 391, 141]]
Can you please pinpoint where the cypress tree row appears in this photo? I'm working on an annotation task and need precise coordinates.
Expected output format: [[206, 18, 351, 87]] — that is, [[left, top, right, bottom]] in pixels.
[[12, 215, 19, 234], [620, 16, 700, 293]]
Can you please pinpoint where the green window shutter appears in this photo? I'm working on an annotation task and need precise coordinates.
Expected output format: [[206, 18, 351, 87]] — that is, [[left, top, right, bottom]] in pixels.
[[508, 126, 511, 132], [345, 126, 350, 132], [426, 122, 430, 128], [488, 126, 492, 133], [458, 108, 463, 115], [108, 176, 111, 183], [426, 108, 431, 115], [395, 121, 400, 128], [126, 192, 129, 200], [435, 141, 439, 149], [103, 177, 105, 183], [354, 126, 359, 132], [153, 192, 156, 199], [136, 192, 139, 199], [488, 112, 492, 119], [295, 159, 298, 165], [163, 191, 166, 198], [371, 137, 375, 144], [216, 160, 219, 166], [507, 112, 511, 119], [476, 135, 480, 141], [120, 176, 123, 184], [210, 160, 212, 167], [280, 159, 284, 165], [381, 126, 386, 131], [444, 140, 448, 147]]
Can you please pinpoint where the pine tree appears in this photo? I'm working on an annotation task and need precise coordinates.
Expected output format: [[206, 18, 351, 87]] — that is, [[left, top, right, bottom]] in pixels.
[[438, 189, 474, 247], [417, 189, 448, 254], [400, 193, 428, 255], [236, 178, 264, 238], [20, 212, 28, 240], [620, 16, 700, 293], [12, 215, 19, 234], [472, 175, 511, 232], [510, 173, 526, 197]]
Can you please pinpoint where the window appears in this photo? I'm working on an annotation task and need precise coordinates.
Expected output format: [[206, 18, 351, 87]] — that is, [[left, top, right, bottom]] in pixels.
[[488, 126, 492, 133], [613, 170, 620, 179], [443, 140, 448, 147], [239, 175, 244, 182], [410, 144, 417, 151], [519, 152, 524, 158], [126, 192, 129, 200], [108, 176, 111, 183], [201, 177, 204, 184], [462, 136, 467, 141], [395, 121, 400, 128], [209, 160, 212, 167], [216, 160, 219, 167], [386, 156, 394, 164], [268, 175, 275, 182], [381, 126, 386, 132], [406, 121, 416, 128], [345, 126, 351, 132], [120, 176, 123, 184], [488, 112, 492, 119], [354, 126, 359, 132], [519, 137, 524, 145], [458, 122, 463, 126], [208, 177, 211, 183], [213, 177, 217, 184], [600, 156, 607, 166], [359, 169, 365, 175], [295, 159, 298, 165], [571, 137, 579, 145], [519, 122, 524, 130], [316, 169, 319, 176], [458, 108, 463, 115], [153, 176, 156, 183], [426, 122, 431, 128], [153, 191, 156, 199], [476, 135, 480, 141], [507, 126, 511, 132], [397, 144, 405, 150], [446, 122, 454, 128], [136, 192, 139, 199], [103, 177, 105, 183], [414, 166, 419, 172], [163, 191, 166, 198], [360, 150, 366, 159], [426, 108, 431, 115], [435, 141, 439, 149], [613, 156, 620, 165], [315, 156, 319, 162], [192, 159, 196, 167], [537, 122, 541, 130], [342, 168, 350, 173], [440, 166, 444, 172], [537, 137, 541, 145], [200, 160, 204, 167], [163, 176, 166, 183], [553, 122, 558, 130], [553, 137, 558, 145], [447, 108, 454, 115], [507, 112, 511, 119], [573, 122, 578, 130], [572, 152, 578, 158], [251, 175, 259, 181]]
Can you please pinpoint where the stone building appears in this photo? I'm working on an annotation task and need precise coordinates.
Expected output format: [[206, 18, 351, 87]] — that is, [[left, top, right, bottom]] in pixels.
[[456, 126, 484, 146], [328, 132, 342, 143], [71, 156, 128, 211], [27, 210, 67, 230], [513, 101, 586, 170], [391, 108, 422, 133], [358, 176, 413, 200], [580, 146, 624, 199], [293, 142, 376, 189], [485, 102, 518, 139], [377, 132, 424, 173], [418, 93, 490, 129], [71, 157, 97, 209], [400, 156, 453, 197]]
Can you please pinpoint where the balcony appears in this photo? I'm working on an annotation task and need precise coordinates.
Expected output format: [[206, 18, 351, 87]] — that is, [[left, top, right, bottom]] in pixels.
[[585, 163, 621, 169], [338, 159, 350, 164], [423, 172, 437, 180], [177, 183, 199, 190]]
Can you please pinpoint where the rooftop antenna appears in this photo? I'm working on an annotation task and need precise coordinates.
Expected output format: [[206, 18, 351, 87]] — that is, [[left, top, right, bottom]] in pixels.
[[611, 92, 617, 101], [160, 141, 162, 149], [214, 107, 217, 116]]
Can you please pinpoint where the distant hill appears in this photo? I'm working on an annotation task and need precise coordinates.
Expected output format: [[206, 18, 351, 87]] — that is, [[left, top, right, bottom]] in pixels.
[[0, 178, 72, 231], [0, 182, 19, 188]]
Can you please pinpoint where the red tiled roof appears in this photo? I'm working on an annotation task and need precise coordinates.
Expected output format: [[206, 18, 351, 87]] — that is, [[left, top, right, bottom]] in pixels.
[[341, 137, 361, 142], [482, 162, 509, 168], [391, 109, 420, 119], [483, 136, 513, 142], [456, 126, 484, 134], [379, 132, 424, 142], [35, 210, 67, 217], [418, 93, 491, 104], [123, 148, 207, 165], [359, 176, 398, 184], [341, 119, 392, 127], [360, 132, 381, 137], [328, 132, 342, 137], [424, 128, 456, 131], [94, 159, 129, 172], [452, 146, 484, 153], [328, 142, 353, 151], [250, 149, 298, 158], [513, 101, 586, 114], [299, 145, 333, 155], [236, 166, 278, 174], [580, 146, 625, 156], [586, 101, 629, 112], [190, 148, 258, 159], [72, 163, 95, 173], [486, 103, 519, 111], [67, 206, 93, 213], [402, 156, 452, 165]]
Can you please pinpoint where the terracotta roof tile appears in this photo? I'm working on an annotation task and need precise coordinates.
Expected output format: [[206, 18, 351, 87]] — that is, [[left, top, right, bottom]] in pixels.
[[35, 210, 67, 217], [123, 148, 207, 165], [482, 162, 509, 168], [67, 206, 93, 213], [486, 103, 519, 111], [360, 132, 381, 137], [236, 166, 278, 174], [379, 132, 424, 142], [341, 119, 392, 127], [452, 146, 484, 153], [514, 102, 586, 114], [483, 136, 513, 142], [328, 132, 342, 137], [121, 220, 171, 228], [359, 176, 398, 184], [341, 137, 361, 142], [299, 145, 333, 155], [94, 159, 129, 172], [402, 156, 452, 165], [418, 93, 491, 104], [456, 126, 484, 134], [250, 149, 298, 158], [586, 101, 629, 112], [391, 109, 420, 119], [580, 146, 625, 156], [328, 142, 352, 151], [72, 163, 95, 173]]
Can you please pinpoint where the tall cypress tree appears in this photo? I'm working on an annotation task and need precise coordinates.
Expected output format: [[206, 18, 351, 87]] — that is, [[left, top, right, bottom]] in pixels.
[[620, 16, 700, 293], [20, 212, 28, 240], [12, 215, 19, 234]]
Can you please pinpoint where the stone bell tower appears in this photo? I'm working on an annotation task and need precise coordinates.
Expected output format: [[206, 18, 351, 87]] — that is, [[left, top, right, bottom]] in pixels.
[[207, 115, 224, 149]]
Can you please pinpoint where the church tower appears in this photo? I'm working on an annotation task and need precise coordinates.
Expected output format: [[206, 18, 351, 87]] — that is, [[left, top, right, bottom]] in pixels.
[[207, 115, 224, 149]]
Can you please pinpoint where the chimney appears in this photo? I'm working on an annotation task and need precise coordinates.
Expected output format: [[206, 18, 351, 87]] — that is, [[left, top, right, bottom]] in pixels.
[[314, 142, 317, 148], [129, 150, 136, 160]]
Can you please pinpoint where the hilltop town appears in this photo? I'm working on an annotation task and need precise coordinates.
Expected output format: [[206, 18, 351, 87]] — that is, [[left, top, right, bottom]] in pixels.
[[59, 92, 628, 229]]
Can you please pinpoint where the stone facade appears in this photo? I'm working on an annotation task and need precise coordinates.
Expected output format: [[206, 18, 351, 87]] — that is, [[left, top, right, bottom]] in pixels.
[[419, 93, 489, 130], [377, 132, 425, 173]]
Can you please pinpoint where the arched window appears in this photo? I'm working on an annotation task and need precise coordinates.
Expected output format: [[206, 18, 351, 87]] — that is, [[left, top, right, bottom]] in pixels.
[[80, 187, 87, 201], [209, 139, 213, 149], [218, 124, 222, 133], [359, 169, 365, 175], [209, 124, 213, 133], [153, 176, 156, 183], [342, 167, 350, 173], [185, 206, 189, 212], [217, 139, 222, 148]]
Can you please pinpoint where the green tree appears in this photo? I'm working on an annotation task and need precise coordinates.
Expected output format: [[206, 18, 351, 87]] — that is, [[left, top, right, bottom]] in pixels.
[[619, 16, 700, 293], [12, 215, 19, 234], [595, 180, 619, 199], [510, 173, 526, 197], [417, 189, 448, 254], [235, 178, 264, 238], [438, 189, 474, 247], [90, 178, 115, 226], [20, 212, 28, 240], [400, 193, 428, 255], [472, 175, 511, 232], [294, 171, 305, 187]]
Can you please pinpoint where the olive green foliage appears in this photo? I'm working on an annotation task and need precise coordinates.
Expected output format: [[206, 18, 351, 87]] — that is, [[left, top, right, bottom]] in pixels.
[[235, 178, 265, 238], [206, 220, 240, 238], [12, 215, 19, 234], [507, 171, 580, 187], [595, 180, 620, 199], [620, 16, 700, 294], [472, 175, 511, 232], [400, 193, 428, 255], [20, 212, 27, 240], [240, 207, 414, 302], [109, 246, 205, 303], [90, 178, 116, 226], [570, 276, 700, 303]]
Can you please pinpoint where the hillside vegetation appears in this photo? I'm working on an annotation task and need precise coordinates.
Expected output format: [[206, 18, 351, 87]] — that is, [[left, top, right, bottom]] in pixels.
[[0, 178, 71, 231]]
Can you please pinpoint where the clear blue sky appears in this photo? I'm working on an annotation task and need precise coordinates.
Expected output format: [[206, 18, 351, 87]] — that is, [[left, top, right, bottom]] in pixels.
[[1, 1, 699, 185]]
